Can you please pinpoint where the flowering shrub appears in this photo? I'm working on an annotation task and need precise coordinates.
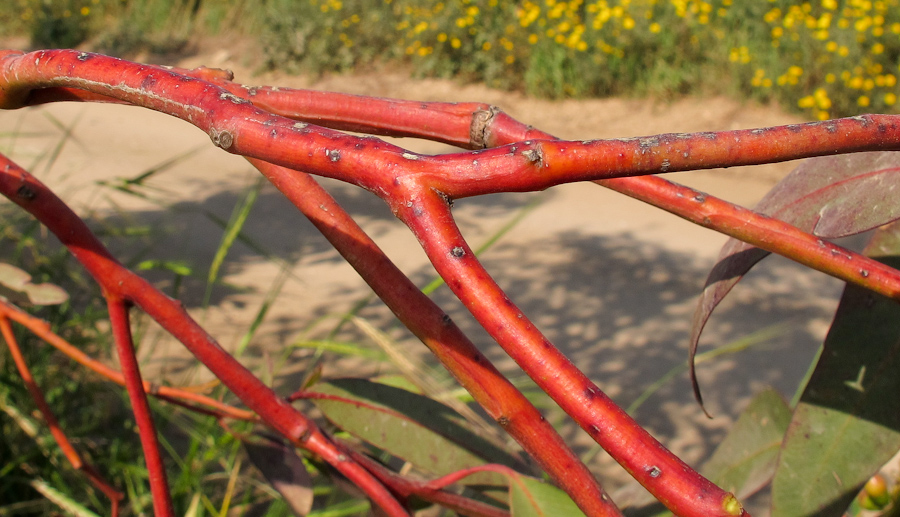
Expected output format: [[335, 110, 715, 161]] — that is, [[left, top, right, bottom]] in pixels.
[[262, 0, 900, 118], [2, 0, 898, 117]]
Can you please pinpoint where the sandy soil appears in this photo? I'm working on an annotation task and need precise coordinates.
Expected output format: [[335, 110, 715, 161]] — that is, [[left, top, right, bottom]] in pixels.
[[0, 44, 849, 511]]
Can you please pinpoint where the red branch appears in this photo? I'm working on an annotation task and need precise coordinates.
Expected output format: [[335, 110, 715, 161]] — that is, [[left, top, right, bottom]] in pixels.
[[0, 153, 408, 516], [0, 315, 123, 515], [248, 158, 619, 516], [106, 297, 174, 516], [0, 298, 257, 422], [393, 188, 742, 516]]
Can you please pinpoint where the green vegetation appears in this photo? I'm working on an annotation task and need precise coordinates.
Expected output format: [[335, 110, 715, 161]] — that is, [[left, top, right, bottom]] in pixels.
[[2, 0, 900, 119]]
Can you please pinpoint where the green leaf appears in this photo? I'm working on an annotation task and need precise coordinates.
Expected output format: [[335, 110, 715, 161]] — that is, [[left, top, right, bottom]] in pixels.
[[771, 254, 900, 517], [308, 378, 526, 483], [509, 475, 586, 517], [702, 387, 791, 499]]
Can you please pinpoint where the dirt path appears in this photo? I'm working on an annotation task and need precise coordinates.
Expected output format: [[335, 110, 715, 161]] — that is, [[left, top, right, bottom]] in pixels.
[[0, 46, 844, 510]]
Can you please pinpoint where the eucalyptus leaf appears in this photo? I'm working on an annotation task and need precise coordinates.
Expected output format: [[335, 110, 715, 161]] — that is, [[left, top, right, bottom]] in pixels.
[[690, 151, 900, 406], [702, 387, 791, 499], [0, 262, 68, 305], [308, 378, 527, 484], [771, 252, 900, 517], [509, 475, 586, 517]]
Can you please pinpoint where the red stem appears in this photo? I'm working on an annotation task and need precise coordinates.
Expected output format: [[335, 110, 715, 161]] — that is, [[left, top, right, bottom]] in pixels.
[[345, 449, 511, 517], [227, 80, 900, 304], [248, 158, 619, 516], [2, 50, 900, 200], [394, 188, 744, 517], [106, 297, 174, 517], [0, 315, 124, 515], [0, 153, 408, 516], [0, 298, 257, 422]]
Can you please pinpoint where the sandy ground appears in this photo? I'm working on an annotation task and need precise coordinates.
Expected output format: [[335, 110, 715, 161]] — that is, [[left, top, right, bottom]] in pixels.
[[0, 44, 851, 511]]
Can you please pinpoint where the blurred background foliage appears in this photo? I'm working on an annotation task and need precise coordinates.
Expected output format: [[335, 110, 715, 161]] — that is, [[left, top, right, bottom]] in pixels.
[[0, 0, 899, 119]]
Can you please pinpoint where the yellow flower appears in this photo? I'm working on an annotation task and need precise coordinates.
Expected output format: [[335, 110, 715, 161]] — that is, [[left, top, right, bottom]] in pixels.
[[798, 95, 815, 108], [814, 88, 832, 109], [80, 6, 90, 16], [885, 92, 897, 106], [858, 95, 870, 107], [649, 22, 661, 33]]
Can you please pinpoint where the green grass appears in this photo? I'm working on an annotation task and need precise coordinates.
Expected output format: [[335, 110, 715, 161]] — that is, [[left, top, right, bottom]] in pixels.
[[2, 0, 899, 119]]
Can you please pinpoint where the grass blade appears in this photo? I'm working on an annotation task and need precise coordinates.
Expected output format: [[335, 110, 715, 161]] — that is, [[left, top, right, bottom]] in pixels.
[[203, 177, 265, 308]]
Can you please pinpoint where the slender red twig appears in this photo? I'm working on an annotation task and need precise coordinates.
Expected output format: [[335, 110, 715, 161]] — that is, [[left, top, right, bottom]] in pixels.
[[392, 187, 744, 516], [0, 153, 409, 516], [247, 158, 619, 516], [2, 50, 899, 199], [0, 315, 123, 515], [6, 50, 900, 301], [0, 298, 257, 422], [219, 80, 900, 304], [106, 297, 174, 516], [344, 449, 511, 517]]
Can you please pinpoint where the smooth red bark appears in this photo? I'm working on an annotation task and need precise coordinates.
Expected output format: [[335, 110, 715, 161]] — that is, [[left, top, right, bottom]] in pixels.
[[248, 158, 619, 516], [107, 297, 174, 516]]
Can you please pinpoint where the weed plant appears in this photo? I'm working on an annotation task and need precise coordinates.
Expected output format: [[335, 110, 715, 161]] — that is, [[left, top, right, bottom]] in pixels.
[[2, 0, 899, 119]]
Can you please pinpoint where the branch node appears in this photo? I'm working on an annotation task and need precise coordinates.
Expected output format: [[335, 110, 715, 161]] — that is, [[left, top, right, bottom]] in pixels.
[[470, 106, 501, 149], [208, 128, 234, 150], [522, 147, 544, 167]]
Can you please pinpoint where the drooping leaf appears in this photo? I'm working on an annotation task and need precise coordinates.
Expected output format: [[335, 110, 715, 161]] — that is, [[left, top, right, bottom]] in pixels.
[[307, 378, 527, 483], [690, 151, 900, 406], [0, 262, 32, 288], [20, 282, 69, 305], [771, 248, 900, 516], [0, 262, 68, 305], [244, 434, 314, 516], [701, 387, 791, 499], [508, 475, 586, 517]]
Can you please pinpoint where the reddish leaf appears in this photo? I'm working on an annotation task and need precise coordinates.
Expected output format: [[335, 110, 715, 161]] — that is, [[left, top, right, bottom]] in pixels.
[[244, 434, 314, 516], [690, 152, 900, 408]]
